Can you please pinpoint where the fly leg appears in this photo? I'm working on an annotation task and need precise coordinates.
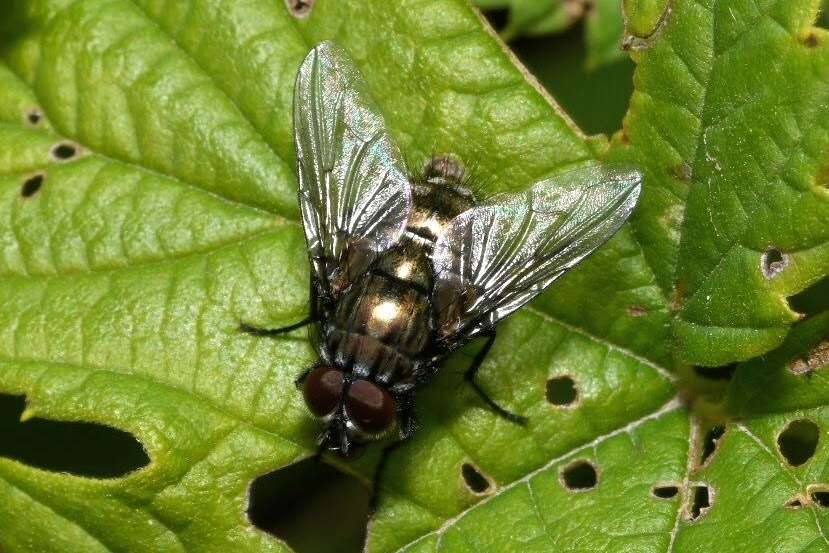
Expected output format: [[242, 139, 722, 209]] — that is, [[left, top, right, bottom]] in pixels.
[[368, 408, 417, 513], [464, 331, 528, 425], [239, 316, 316, 337], [240, 317, 319, 387]]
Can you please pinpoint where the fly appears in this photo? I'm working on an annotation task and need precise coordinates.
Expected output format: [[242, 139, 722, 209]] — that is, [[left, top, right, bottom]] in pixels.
[[241, 42, 642, 458]]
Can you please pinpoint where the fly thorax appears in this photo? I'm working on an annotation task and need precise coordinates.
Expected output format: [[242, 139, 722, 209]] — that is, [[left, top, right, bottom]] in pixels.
[[373, 237, 432, 290], [407, 160, 476, 244]]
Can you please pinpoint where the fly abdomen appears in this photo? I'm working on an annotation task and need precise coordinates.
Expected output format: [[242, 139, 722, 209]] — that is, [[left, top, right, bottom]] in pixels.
[[327, 328, 418, 384], [334, 273, 431, 352]]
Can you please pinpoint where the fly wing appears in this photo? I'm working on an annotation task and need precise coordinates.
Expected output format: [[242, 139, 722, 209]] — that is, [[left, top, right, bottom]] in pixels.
[[432, 163, 642, 342], [294, 42, 412, 299]]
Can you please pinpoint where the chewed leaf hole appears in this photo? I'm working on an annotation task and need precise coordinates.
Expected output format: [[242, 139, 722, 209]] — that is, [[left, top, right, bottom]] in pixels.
[[26, 108, 42, 125], [694, 364, 737, 381], [651, 484, 679, 499], [761, 247, 788, 278], [777, 419, 819, 466], [546, 376, 578, 406], [21, 174, 44, 198], [687, 484, 712, 521], [811, 491, 829, 507], [560, 460, 598, 491], [809, 490, 829, 509], [785, 496, 804, 509], [51, 142, 78, 160], [285, 0, 314, 17], [0, 393, 148, 478], [248, 456, 369, 552], [461, 463, 491, 494], [701, 425, 725, 465]]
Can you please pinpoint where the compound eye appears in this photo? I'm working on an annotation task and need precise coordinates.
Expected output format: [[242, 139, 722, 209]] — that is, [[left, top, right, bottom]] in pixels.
[[345, 380, 396, 434], [302, 366, 344, 417]]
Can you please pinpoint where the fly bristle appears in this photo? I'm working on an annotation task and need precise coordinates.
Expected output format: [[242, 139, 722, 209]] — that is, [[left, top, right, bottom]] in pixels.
[[406, 151, 494, 204]]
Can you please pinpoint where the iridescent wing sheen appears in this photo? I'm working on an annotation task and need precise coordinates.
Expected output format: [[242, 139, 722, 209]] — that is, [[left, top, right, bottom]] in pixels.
[[432, 163, 642, 343], [294, 42, 412, 300]]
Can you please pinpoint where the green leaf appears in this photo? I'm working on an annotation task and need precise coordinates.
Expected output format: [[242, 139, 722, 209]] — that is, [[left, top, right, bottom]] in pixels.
[[0, 0, 640, 550], [474, 0, 588, 40], [671, 313, 829, 551], [473, 0, 647, 70], [585, 0, 628, 69], [614, 0, 829, 366], [0, 1, 827, 552], [475, 0, 630, 69]]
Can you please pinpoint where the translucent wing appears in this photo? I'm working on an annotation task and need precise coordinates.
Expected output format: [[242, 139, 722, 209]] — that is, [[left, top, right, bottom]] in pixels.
[[432, 163, 642, 342], [294, 42, 412, 298]]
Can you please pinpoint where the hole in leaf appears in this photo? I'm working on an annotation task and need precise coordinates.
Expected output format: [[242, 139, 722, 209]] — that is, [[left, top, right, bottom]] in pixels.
[[761, 247, 788, 278], [627, 305, 647, 317], [248, 456, 369, 552], [0, 393, 149, 478], [777, 419, 819, 466], [789, 276, 829, 318], [701, 425, 725, 465], [785, 496, 804, 509], [51, 142, 77, 160], [687, 484, 711, 521], [26, 108, 42, 125], [811, 491, 829, 507], [693, 364, 737, 381], [546, 376, 578, 406], [21, 174, 44, 198], [461, 463, 491, 494], [651, 485, 679, 499], [560, 460, 598, 491], [284, 0, 314, 17]]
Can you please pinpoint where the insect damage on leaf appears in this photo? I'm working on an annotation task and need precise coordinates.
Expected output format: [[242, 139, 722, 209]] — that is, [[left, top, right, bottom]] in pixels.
[[285, 0, 315, 17], [788, 340, 829, 375], [25, 107, 42, 125], [50, 141, 78, 161], [545, 375, 579, 406], [651, 484, 679, 499], [700, 424, 725, 466], [0, 394, 149, 478], [777, 419, 819, 467], [810, 489, 829, 507], [21, 173, 44, 198], [461, 462, 493, 495], [560, 459, 598, 491], [686, 484, 713, 521], [761, 247, 790, 279]]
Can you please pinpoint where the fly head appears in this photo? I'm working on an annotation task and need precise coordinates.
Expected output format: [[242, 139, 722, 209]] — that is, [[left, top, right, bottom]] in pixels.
[[301, 365, 398, 457]]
